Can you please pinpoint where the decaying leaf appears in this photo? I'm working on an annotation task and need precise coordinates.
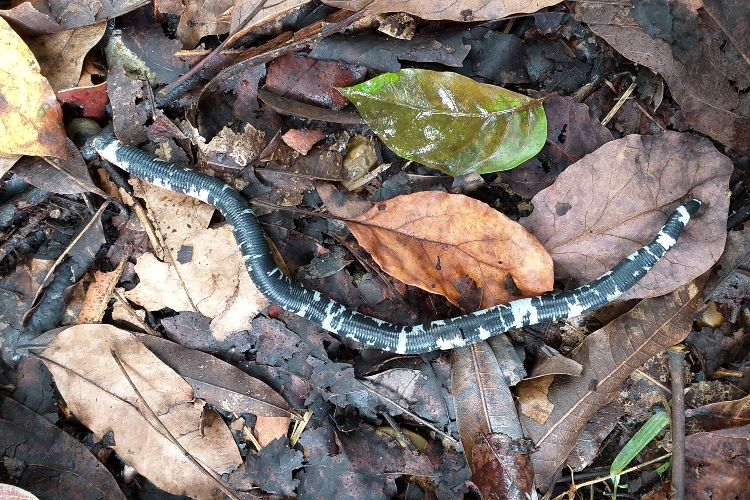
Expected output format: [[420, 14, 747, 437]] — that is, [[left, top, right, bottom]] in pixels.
[[41, 325, 242, 499], [25, 22, 106, 92], [0, 17, 66, 159], [518, 274, 708, 485], [347, 191, 554, 309], [326, 0, 564, 22], [574, 0, 750, 156], [685, 424, 750, 498], [138, 333, 300, 419], [0, 396, 126, 499], [339, 69, 547, 176], [521, 132, 731, 301], [123, 181, 268, 337]]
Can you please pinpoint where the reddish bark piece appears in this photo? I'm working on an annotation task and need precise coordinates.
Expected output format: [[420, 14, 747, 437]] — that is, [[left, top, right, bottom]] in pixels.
[[518, 275, 706, 485], [685, 424, 750, 499], [348, 191, 554, 309], [521, 132, 730, 301], [282, 129, 327, 155], [265, 53, 367, 111], [0, 17, 66, 158], [57, 82, 108, 121]]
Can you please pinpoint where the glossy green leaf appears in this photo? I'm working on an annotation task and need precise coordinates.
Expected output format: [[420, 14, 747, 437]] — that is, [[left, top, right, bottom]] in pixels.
[[339, 69, 547, 176]]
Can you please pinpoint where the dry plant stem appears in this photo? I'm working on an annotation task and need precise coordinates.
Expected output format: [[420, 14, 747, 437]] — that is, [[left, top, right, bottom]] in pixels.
[[110, 350, 241, 500], [667, 346, 687, 500], [601, 79, 637, 126], [566, 453, 673, 491]]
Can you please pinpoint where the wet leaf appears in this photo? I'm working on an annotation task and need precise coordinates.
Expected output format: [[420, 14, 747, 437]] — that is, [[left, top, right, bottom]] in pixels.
[[0, 17, 66, 158], [339, 69, 547, 176], [518, 275, 707, 485], [347, 191, 553, 310]]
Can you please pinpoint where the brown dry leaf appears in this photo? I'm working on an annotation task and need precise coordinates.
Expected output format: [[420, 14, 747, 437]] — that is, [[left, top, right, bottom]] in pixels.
[[11, 138, 107, 196], [137, 334, 300, 419], [348, 191, 553, 309], [229, 0, 307, 36], [574, 0, 750, 156], [176, 0, 232, 49], [123, 181, 268, 338], [452, 343, 525, 469], [686, 394, 750, 432], [326, 0, 563, 21], [0, 17, 66, 158], [254, 416, 293, 448], [41, 324, 241, 499], [685, 424, 750, 498], [521, 132, 730, 301], [517, 274, 707, 485], [25, 22, 106, 92], [0, 396, 126, 499], [0, 1, 145, 35]]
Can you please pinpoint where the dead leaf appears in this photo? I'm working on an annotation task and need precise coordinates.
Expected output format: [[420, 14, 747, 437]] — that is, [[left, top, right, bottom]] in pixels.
[[503, 95, 614, 199], [0, 17, 66, 158], [518, 274, 707, 485], [57, 82, 109, 122], [0, 396, 125, 499], [452, 342, 525, 471], [574, 0, 750, 156], [521, 132, 730, 301], [41, 325, 241, 499], [326, 0, 564, 21], [265, 53, 367, 111], [137, 333, 300, 419], [0, 1, 145, 35], [685, 424, 750, 498], [471, 433, 535, 500], [122, 6, 188, 85], [123, 181, 268, 338], [176, 0, 232, 49], [686, 394, 750, 432], [11, 138, 107, 196], [25, 22, 106, 92], [348, 191, 554, 309]]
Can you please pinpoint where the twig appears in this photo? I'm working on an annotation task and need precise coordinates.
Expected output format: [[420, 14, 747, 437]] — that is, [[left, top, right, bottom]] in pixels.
[[667, 346, 687, 500], [601, 79, 637, 126]]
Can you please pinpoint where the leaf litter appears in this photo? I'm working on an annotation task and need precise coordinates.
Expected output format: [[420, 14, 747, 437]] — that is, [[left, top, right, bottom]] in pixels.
[[0, 1, 748, 498]]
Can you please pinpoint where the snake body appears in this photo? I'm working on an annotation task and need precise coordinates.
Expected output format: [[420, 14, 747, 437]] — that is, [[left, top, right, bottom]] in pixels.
[[93, 136, 701, 354]]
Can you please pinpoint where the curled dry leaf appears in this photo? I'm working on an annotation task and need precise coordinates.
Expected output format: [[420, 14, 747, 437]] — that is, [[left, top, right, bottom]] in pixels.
[[347, 191, 554, 310], [517, 274, 707, 485], [0, 17, 66, 159], [339, 69, 547, 176], [521, 132, 731, 301], [25, 22, 107, 92], [41, 324, 241, 499]]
